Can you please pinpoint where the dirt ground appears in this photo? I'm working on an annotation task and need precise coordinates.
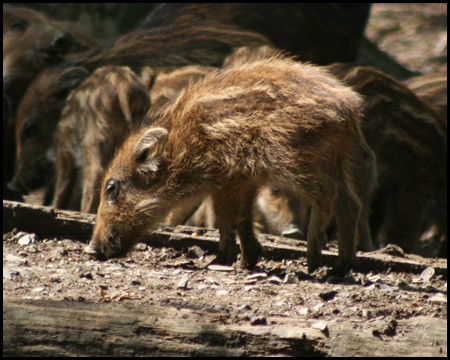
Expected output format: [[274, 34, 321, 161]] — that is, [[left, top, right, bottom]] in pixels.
[[3, 4, 447, 357], [366, 3, 447, 74], [2, 224, 447, 356]]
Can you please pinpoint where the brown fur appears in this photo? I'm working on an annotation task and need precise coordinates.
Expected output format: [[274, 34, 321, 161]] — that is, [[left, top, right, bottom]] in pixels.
[[221, 47, 376, 251], [148, 65, 220, 225], [3, 5, 72, 100], [89, 54, 374, 274], [222, 45, 283, 69], [183, 48, 307, 239], [69, 26, 270, 71], [150, 65, 216, 110], [11, 65, 89, 196], [3, 4, 73, 195], [53, 66, 150, 213], [329, 64, 447, 253], [3, 5, 96, 116], [255, 186, 309, 239], [3, 5, 97, 199], [404, 72, 447, 125], [141, 4, 371, 65], [10, 26, 269, 199]]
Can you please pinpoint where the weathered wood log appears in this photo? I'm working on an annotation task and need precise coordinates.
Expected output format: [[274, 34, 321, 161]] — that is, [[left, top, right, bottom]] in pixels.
[[3, 200, 447, 276], [3, 296, 324, 357], [3, 200, 96, 241], [3, 297, 446, 357]]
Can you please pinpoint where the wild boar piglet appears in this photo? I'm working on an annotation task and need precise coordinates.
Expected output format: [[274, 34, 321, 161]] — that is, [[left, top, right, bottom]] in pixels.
[[88, 53, 374, 274]]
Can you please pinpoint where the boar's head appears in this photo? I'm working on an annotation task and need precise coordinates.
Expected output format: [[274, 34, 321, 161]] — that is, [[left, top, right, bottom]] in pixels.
[[87, 127, 172, 259]]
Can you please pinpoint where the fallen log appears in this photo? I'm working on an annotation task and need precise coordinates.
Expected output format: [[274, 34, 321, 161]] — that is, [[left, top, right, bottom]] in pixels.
[[3, 200, 447, 276], [3, 297, 446, 357], [3, 296, 324, 357]]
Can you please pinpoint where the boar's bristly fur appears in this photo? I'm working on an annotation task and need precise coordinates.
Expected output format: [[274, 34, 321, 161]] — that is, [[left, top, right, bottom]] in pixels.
[[53, 66, 150, 213], [330, 64, 447, 254], [89, 54, 375, 275]]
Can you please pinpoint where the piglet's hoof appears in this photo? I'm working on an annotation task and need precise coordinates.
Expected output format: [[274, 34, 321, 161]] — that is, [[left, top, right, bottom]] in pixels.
[[327, 258, 354, 278], [213, 246, 238, 266]]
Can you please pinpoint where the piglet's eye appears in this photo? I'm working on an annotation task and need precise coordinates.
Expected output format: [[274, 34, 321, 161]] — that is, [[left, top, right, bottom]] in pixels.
[[105, 178, 120, 203], [21, 116, 40, 140], [11, 18, 29, 31]]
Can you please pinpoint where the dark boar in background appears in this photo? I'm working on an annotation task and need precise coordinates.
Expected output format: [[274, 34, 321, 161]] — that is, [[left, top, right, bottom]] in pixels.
[[9, 65, 90, 200], [141, 3, 371, 65], [3, 5, 73, 108], [3, 4, 72, 201], [3, 4, 96, 200], [143, 4, 421, 80], [69, 26, 270, 71], [404, 72, 447, 257], [329, 64, 447, 254]]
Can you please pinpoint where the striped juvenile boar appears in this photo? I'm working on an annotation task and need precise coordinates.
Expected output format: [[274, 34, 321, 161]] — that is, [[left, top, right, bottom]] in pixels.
[[329, 64, 447, 254], [10, 65, 89, 198], [53, 66, 150, 213], [404, 72, 447, 124], [404, 72, 447, 257], [149, 65, 215, 109], [3, 5, 72, 199], [87, 54, 374, 274]]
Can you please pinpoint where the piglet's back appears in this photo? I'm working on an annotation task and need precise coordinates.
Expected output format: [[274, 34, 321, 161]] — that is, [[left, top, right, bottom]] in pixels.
[[151, 54, 363, 179]]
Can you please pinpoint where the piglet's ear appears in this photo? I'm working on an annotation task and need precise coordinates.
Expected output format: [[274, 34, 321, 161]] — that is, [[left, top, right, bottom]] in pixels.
[[54, 67, 89, 99], [133, 127, 168, 174]]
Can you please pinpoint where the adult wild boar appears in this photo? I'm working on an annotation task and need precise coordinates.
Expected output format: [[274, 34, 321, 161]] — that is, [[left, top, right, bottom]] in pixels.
[[141, 4, 371, 65]]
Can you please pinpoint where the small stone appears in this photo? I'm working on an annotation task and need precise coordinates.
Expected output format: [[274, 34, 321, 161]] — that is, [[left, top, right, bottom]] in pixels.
[[267, 276, 282, 284], [283, 273, 299, 284], [247, 272, 268, 281], [177, 275, 190, 289], [420, 266, 435, 282], [216, 289, 229, 296], [18, 233, 38, 246], [207, 264, 234, 272]]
